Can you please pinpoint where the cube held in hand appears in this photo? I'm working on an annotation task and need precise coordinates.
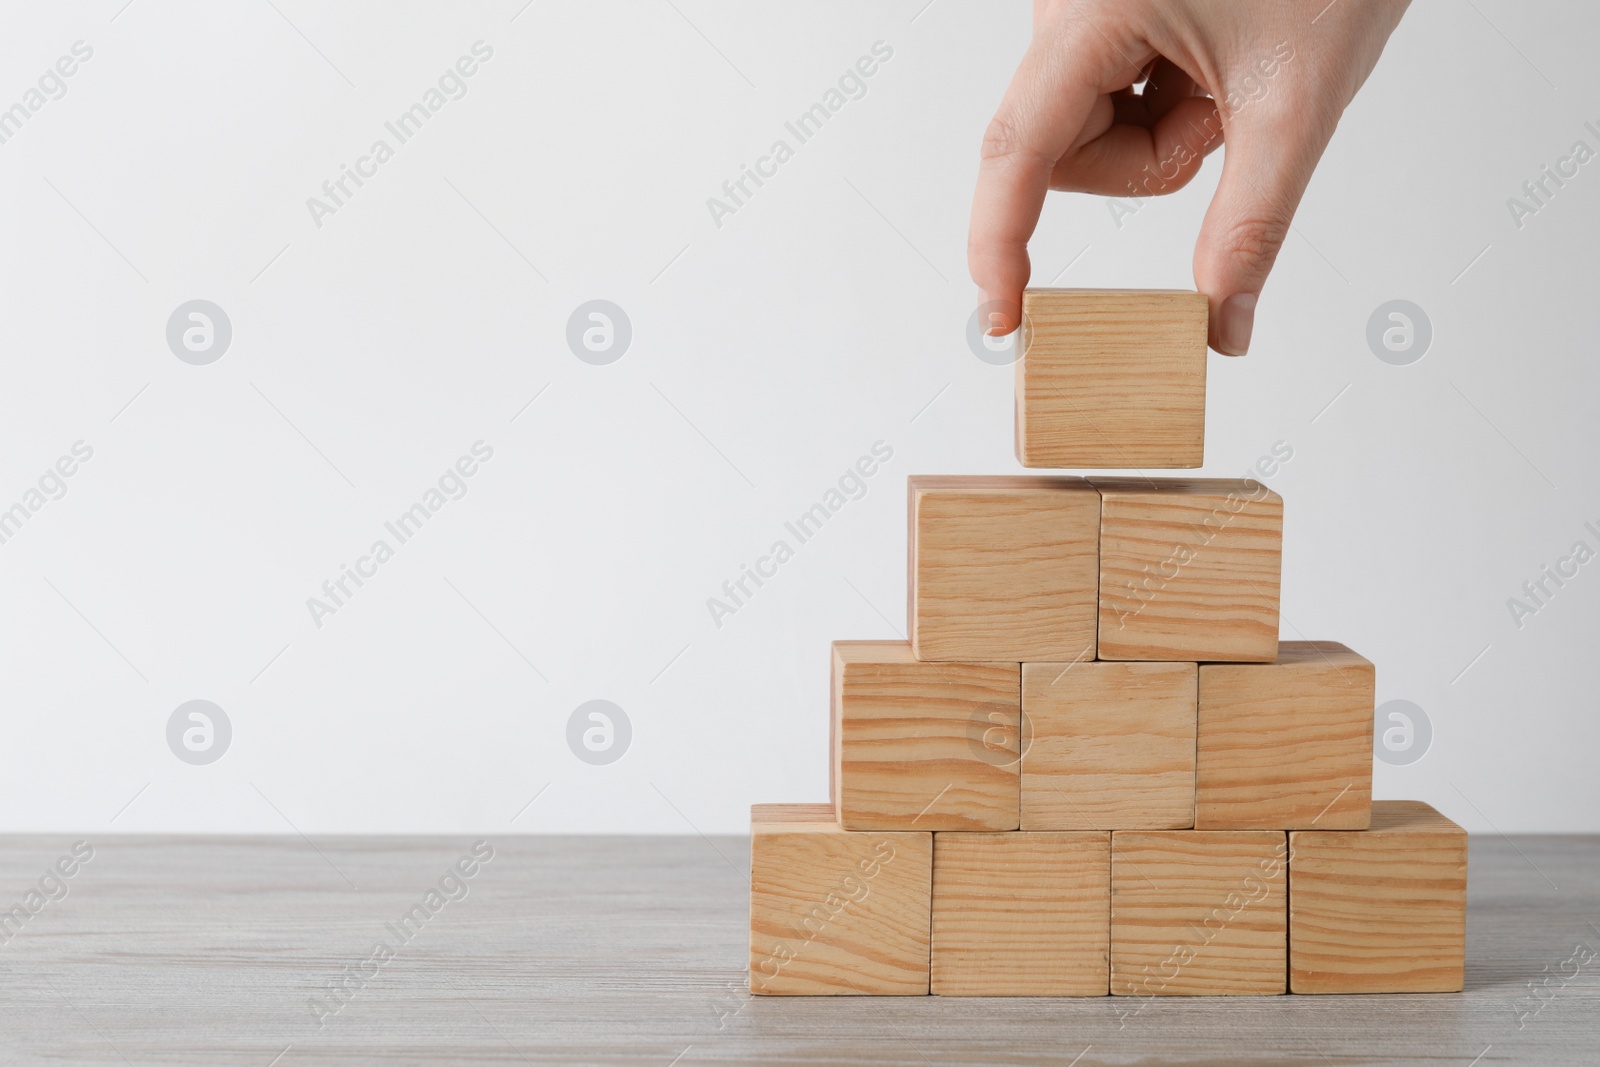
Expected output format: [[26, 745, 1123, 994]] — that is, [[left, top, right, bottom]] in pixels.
[[1016, 288, 1208, 470]]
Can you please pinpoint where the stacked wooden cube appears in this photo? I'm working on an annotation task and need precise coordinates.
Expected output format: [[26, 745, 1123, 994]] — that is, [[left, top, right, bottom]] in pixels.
[[750, 290, 1467, 997]]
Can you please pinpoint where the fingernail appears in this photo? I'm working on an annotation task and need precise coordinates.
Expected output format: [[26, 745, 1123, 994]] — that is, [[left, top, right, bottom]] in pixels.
[[980, 299, 1013, 336], [1217, 293, 1258, 356]]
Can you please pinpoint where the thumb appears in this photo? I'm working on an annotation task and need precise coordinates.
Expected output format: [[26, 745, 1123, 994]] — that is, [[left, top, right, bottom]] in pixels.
[[1193, 105, 1334, 355]]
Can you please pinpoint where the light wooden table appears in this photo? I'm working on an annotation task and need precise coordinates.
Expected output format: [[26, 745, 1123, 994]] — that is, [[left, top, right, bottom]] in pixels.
[[1, 835, 1595, 1065]]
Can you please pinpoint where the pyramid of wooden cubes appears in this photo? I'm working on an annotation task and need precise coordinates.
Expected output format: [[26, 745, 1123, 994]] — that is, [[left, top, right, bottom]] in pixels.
[[751, 289, 1467, 997]]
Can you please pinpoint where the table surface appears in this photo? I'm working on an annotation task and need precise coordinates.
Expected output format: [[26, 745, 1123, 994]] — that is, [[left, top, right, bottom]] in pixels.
[[1, 834, 1596, 1066]]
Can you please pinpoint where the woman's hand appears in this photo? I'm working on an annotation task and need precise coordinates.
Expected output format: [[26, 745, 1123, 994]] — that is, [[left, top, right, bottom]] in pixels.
[[969, 0, 1411, 354]]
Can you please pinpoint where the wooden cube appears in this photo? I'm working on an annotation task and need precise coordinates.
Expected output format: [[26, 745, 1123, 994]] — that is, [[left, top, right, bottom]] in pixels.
[[1110, 830, 1287, 996], [1020, 661, 1196, 831], [1094, 478, 1282, 662], [832, 641, 1019, 831], [908, 476, 1099, 662], [1196, 642, 1373, 830], [1289, 800, 1467, 993], [931, 831, 1110, 996], [1016, 288, 1207, 470], [748, 804, 932, 995]]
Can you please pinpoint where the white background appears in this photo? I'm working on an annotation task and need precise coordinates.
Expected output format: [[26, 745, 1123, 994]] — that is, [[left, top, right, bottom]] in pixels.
[[0, 1, 1594, 835]]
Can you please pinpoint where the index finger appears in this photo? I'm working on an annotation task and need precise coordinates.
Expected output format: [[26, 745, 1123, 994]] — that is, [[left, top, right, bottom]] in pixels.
[[967, 28, 1123, 334]]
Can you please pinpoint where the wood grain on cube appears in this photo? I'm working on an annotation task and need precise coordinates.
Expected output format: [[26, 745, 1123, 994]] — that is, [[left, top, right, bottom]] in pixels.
[[1094, 478, 1282, 662], [1111, 830, 1287, 996], [1196, 642, 1373, 830], [1289, 801, 1466, 993], [832, 641, 1020, 831], [1016, 288, 1207, 470], [749, 804, 932, 995], [909, 476, 1099, 662], [1021, 661, 1197, 831], [931, 831, 1110, 996]]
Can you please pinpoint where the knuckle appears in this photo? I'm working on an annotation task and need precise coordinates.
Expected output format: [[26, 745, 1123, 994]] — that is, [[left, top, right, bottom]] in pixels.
[[980, 114, 1040, 165], [1215, 213, 1292, 267]]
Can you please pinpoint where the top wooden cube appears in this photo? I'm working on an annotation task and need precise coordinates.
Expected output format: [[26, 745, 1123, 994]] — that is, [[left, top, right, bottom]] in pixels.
[[1016, 289, 1208, 470]]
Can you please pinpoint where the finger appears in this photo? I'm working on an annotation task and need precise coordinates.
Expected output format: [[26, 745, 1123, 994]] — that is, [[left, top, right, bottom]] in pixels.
[[1193, 101, 1335, 355], [1050, 95, 1222, 197], [1073, 92, 1118, 156], [968, 26, 1138, 335]]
